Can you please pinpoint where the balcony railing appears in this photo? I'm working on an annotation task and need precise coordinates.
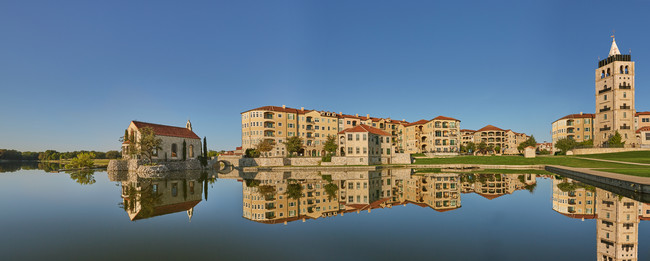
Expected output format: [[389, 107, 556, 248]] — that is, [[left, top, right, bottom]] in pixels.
[[599, 107, 611, 112], [598, 87, 612, 94], [621, 125, 631, 130], [600, 127, 611, 131], [620, 85, 631, 90], [620, 105, 631, 109]]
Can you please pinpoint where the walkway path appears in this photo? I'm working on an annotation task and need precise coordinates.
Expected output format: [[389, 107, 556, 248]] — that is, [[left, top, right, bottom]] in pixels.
[[575, 157, 650, 167], [547, 165, 650, 185]]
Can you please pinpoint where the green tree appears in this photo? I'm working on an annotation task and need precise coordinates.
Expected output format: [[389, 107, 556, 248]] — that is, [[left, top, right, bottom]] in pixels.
[[324, 183, 338, 200], [579, 139, 594, 148], [106, 150, 121, 159], [554, 138, 578, 154], [459, 144, 467, 153], [323, 135, 338, 155], [245, 148, 260, 158], [66, 152, 95, 169], [256, 139, 276, 157], [286, 182, 303, 200], [608, 131, 625, 147], [466, 142, 476, 154], [207, 150, 219, 157], [284, 136, 303, 156], [69, 170, 96, 185], [494, 145, 501, 154], [518, 135, 537, 152], [477, 141, 487, 154], [182, 140, 187, 161], [487, 144, 495, 154], [202, 137, 208, 166], [138, 127, 163, 162]]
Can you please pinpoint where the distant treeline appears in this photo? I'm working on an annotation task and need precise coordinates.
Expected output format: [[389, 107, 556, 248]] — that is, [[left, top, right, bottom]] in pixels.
[[0, 149, 121, 161]]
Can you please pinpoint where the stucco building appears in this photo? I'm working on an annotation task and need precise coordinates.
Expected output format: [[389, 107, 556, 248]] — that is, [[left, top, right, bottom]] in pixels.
[[594, 37, 636, 147], [551, 113, 595, 149], [122, 120, 201, 161], [337, 125, 392, 165]]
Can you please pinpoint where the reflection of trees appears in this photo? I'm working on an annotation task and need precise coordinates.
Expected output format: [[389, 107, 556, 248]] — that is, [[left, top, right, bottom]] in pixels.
[[556, 179, 595, 192], [38, 162, 62, 173], [258, 185, 276, 200], [68, 170, 96, 185], [119, 183, 163, 219], [324, 183, 338, 200]]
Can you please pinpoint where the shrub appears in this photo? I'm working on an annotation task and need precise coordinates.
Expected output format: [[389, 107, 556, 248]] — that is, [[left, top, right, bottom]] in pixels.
[[321, 154, 332, 162]]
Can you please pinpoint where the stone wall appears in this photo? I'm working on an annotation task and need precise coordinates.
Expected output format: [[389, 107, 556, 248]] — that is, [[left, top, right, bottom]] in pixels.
[[390, 153, 412, 164], [287, 157, 321, 166], [568, 147, 650, 155], [107, 159, 202, 174]]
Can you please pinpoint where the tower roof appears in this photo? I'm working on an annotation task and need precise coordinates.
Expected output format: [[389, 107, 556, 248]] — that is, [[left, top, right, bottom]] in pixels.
[[609, 37, 621, 57]]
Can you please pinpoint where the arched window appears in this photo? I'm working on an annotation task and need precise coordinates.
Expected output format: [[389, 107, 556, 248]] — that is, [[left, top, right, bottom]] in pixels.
[[188, 145, 194, 158], [606, 68, 610, 76], [601, 70, 605, 78], [171, 144, 178, 157], [620, 66, 624, 74], [625, 66, 629, 74]]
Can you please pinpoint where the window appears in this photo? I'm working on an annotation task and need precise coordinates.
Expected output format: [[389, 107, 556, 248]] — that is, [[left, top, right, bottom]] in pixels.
[[172, 183, 178, 197], [356, 147, 360, 154], [363, 134, 367, 141], [171, 144, 178, 157], [604, 114, 607, 120], [348, 147, 353, 154], [356, 134, 360, 141], [348, 134, 353, 141], [623, 92, 627, 98], [604, 94, 607, 101], [188, 145, 194, 158]]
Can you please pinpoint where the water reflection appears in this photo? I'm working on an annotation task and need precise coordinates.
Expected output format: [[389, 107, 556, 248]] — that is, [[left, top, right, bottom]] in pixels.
[[108, 171, 206, 221], [552, 176, 646, 260], [226, 170, 539, 224]]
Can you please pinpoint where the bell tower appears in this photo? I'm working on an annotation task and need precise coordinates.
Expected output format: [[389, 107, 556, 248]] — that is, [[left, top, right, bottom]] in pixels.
[[594, 37, 635, 146]]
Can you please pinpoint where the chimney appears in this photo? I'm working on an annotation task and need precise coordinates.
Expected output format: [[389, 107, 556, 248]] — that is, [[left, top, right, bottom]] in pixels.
[[282, 105, 286, 109], [301, 107, 304, 111]]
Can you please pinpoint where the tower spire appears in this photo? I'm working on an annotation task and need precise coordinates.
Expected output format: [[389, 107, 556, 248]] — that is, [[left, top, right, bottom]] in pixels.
[[609, 34, 620, 57]]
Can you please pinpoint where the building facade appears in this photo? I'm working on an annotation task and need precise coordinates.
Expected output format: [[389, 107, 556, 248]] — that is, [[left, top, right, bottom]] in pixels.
[[551, 113, 595, 149], [122, 120, 201, 161], [338, 125, 392, 165], [594, 38, 636, 146]]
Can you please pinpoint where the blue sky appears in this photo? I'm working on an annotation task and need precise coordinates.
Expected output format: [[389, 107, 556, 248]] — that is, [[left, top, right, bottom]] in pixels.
[[1, 0, 649, 152]]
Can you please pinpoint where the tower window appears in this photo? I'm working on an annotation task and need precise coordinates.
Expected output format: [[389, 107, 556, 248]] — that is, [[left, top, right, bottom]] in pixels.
[[601, 70, 605, 78], [606, 68, 610, 76], [625, 66, 629, 74]]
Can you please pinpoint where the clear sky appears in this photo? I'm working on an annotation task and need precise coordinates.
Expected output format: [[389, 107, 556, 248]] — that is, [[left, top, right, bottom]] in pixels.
[[1, 0, 649, 152]]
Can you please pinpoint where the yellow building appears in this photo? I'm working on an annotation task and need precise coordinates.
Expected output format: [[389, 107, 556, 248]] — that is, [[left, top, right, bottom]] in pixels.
[[337, 125, 392, 165], [398, 116, 461, 154], [594, 37, 636, 146], [551, 113, 595, 150], [472, 125, 529, 154], [596, 188, 639, 261], [551, 178, 596, 218], [634, 111, 650, 130]]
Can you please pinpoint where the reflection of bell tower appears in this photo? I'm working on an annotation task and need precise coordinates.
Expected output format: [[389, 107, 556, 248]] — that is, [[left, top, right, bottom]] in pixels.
[[187, 207, 194, 222], [595, 188, 638, 261], [594, 36, 636, 146]]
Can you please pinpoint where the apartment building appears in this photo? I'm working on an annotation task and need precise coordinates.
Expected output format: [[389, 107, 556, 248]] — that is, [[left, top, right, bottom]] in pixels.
[[551, 178, 596, 218], [242, 105, 457, 157], [338, 125, 392, 165], [551, 113, 595, 149], [596, 188, 639, 261], [397, 116, 461, 154], [634, 111, 650, 130], [471, 125, 529, 154]]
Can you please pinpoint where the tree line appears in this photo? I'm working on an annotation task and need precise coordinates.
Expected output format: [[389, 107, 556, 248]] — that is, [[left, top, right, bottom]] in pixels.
[[0, 149, 121, 161]]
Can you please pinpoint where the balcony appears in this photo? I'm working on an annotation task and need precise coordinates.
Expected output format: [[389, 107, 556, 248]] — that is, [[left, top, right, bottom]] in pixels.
[[600, 126, 611, 131], [264, 122, 275, 128], [568, 200, 576, 205], [598, 87, 612, 94], [621, 125, 631, 130], [620, 105, 631, 109], [265, 203, 276, 210], [620, 85, 631, 90], [599, 106, 611, 113], [263, 112, 274, 120], [264, 131, 275, 137], [265, 212, 275, 219]]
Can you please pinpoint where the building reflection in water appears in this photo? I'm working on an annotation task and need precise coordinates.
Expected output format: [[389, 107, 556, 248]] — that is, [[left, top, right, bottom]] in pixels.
[[108, 171, 206, 222], [552, 176, 648, 261], [231, 169, 537, 224]]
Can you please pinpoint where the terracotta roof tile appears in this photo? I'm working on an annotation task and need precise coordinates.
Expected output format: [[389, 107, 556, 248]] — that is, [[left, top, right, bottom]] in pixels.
[[460, 129, 476, 132], [338, 125, 391, 136], [556, 113, 595, 121], [433, 115, 460, 121], [636, 111, 650, 117], [404, 119, 429, 127], [132, 121, 200, 139], [477, 125, 504, 132], [636, 126, 650, 133]]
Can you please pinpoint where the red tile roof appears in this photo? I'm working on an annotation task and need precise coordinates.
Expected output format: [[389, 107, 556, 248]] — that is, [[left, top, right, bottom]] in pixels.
[[557, 113, 595, 121], [338, 125, 391, 136], [636, 111, 650, 117], [460, 129, 476, 133], [433, 115, 460, 121], [242, 105, 313, 114], [132, 121, 200, 139], [132, 200, 201, 221], [476, 193, 504, 200], [477, 125, 504, 132], [555, 211, 597, 220], [636, 126, 650, 133], [404, 119, 429, 127]]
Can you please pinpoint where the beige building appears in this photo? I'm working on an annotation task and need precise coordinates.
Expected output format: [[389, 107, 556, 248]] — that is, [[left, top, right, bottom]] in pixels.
[[122, 120, 201, 161], [551, 178, 596, 218], [460, 129, 476, 146], [398, 116, 461, 154], [635, 127, 650, 148], [337, 125, 392, 165], [634, 111, 650, 130], [594, 38, 636, 146], [551, 113, 595, 149], [472, 125, 529, 154], [241, 105, 456, 157]]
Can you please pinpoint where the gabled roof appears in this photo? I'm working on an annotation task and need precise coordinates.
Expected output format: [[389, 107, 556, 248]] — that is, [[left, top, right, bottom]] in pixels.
[[404, 119, 429, 127], [338, 125, 391, 136], [242, 105, 313, 114], [636, 111, 650, 117], [637, 126, 650, 133], [433, 115, 460, 121], [477, 125, 504, 132], [460, 129, 476, 133], [132, 121, 200, 139], [476, 193, 504, 200]]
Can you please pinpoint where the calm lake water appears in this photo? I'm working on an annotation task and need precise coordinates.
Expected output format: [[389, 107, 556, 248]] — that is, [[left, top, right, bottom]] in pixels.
[[1, 162, 649, 261]]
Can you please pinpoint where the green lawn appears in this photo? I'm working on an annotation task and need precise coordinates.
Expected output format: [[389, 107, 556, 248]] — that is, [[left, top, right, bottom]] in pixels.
[[600, 168, 650, 177], [413, 155, 638, 169], [577, 151, 650, 164]]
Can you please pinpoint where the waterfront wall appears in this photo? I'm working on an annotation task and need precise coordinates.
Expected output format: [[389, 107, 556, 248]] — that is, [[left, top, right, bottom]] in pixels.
[[107, 159, 202, 174], [567, 147, 650, 155], [217, 153, 412, 167], [545, 165, 650, 194]]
